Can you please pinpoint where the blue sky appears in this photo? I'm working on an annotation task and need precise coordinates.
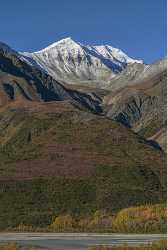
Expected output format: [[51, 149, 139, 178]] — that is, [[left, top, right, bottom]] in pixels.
[[1, 0, 167, 63]]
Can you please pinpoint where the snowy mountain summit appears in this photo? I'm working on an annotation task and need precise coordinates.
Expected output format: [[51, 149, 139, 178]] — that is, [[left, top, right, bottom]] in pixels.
[[21, 37, 143, 84]]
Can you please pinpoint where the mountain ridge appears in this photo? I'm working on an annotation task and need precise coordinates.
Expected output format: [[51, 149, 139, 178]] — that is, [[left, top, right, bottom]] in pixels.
[[0, 41, 102, 113], [20, 37, 143, 84]]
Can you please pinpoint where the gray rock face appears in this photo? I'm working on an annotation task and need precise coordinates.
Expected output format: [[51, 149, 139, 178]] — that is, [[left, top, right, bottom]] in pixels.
[[105, 91, 159, 128], [106, 57, 167, 91], [104, 66, 167, 143], [105, 63, 146, 91]]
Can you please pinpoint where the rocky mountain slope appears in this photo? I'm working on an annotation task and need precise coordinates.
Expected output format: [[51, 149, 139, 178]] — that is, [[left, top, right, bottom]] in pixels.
[[106, 56, 167, 91], [104, 59, 167, 152], [0, 42, 102, 113], [21, 37, 143, 85]]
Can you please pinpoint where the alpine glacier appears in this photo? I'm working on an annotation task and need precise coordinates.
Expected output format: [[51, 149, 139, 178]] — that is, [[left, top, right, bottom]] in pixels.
[[21, 37, 143, 85]]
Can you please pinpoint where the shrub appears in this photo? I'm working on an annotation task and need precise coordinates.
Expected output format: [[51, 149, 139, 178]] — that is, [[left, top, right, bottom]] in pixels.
[[112, 204, 167, 233], [50, 214, 75, 232]]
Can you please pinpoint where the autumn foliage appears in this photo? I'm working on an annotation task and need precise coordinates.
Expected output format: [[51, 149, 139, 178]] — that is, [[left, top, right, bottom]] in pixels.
[[112, 204, 167, 233], [48, 204, 167, 233], [14, 204, 167, 233]]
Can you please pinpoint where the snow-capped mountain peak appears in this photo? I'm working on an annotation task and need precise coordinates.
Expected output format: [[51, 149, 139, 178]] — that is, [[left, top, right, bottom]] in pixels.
[[21, 37, 144, 85], [85, 44, 143, 65], [34, 37, 80, 54]]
